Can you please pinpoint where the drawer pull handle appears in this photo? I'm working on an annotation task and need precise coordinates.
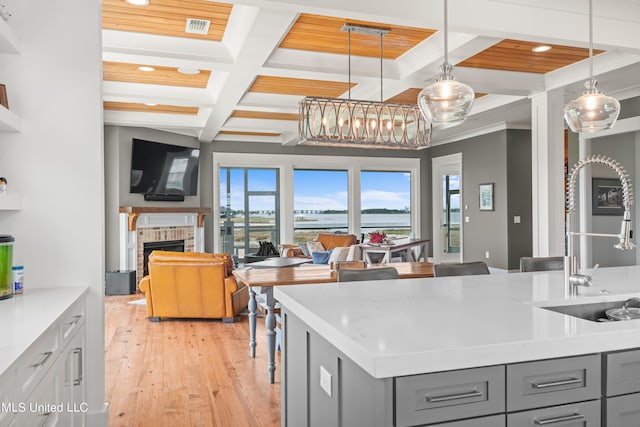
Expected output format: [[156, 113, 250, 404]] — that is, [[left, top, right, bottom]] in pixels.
[[30, 351, 53, 368], [531, 377, 582, 389], [426, 390, 483, 403], [73, 347, 83, 386], [67, 314, 82, 325], [39, 411, 52, 427], [534, 413, 584, 425]]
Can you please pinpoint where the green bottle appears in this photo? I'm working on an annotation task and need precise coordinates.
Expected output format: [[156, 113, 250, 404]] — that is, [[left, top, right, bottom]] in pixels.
[[0, 235, 14, 300]]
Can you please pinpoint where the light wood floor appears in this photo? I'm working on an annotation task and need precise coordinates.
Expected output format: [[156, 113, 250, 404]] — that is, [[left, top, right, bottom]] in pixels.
[[105, 294, 281, 427]]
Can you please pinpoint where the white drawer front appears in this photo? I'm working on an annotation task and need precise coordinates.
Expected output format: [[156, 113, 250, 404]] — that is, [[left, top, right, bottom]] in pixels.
[[60, 297, 86, 346], [14, 324, 60, 401]]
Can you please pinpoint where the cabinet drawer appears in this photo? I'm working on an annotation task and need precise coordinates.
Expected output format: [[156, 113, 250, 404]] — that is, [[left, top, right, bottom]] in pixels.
[[605, 393, 640, 426], [395, 365, 505, 427], [506, 354, 601, 411], [60, 297, 86, 346], [605, 348, 640, 396], [13, 363, 61, 427], [14, 323, 60, 400], [507, 400, 600, 427], [0, 368, 15, 427], [431, 414, 505, 426]]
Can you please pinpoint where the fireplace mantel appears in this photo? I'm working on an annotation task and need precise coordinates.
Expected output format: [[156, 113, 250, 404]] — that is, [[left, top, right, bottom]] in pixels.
[[119, 207, 210, 282], [119, 206, 211, 230]]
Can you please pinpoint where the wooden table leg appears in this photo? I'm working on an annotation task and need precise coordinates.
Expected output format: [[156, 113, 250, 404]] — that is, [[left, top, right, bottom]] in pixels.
[[249, 287, 257, 358], [265, 288, 277, 384]]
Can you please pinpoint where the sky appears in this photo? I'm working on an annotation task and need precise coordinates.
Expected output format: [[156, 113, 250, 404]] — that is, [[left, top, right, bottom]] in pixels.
[[220, 168, 411, 212]]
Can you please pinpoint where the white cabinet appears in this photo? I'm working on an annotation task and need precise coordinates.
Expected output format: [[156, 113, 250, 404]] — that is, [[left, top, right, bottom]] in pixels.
[[0, 289, 87, 427]]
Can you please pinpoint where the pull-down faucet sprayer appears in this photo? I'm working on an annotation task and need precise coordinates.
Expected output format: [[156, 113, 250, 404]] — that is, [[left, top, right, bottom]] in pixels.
[[565, 155, 635, 297]]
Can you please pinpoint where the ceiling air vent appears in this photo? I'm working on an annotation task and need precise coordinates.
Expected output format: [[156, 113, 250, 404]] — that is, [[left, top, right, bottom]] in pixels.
[[185, 18, 211, 35]]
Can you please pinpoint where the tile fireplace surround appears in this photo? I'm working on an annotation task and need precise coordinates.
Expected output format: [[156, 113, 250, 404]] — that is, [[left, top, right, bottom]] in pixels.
[[119, 207, 211, 284]]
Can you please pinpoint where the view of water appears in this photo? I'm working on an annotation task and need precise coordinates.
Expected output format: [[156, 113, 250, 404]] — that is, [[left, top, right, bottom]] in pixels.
[[295, 213, 409, 230]]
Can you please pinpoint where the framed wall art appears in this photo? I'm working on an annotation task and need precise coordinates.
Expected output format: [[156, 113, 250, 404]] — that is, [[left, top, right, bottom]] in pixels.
[[592, 177, 624, 216], [0, 84, 8, 109], [479, 183, 494, 211]]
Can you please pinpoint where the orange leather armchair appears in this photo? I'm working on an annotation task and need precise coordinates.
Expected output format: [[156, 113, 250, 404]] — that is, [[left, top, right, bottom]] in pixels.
[[138, 251, 249, 322]]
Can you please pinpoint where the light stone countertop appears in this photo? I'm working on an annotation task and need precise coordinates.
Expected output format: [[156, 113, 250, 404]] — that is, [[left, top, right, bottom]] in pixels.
[[274, 265, 640, 379], [0, 287, 88, 377]]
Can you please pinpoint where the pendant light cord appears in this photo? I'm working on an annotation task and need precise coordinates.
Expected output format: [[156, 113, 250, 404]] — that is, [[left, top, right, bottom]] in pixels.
[[380, 32, 383, 102], [588, 0, 593, 81], [348, 29, 352, 100], [443, 0, 448, 65]]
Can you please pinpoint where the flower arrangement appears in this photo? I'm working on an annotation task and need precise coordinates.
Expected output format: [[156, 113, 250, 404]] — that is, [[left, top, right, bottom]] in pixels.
[[368, 230, 387, 244]]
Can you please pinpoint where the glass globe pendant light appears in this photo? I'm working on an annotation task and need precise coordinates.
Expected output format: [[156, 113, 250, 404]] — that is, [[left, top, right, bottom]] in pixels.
[[563, 0, 620, 133], [418, 0, 475, 124]]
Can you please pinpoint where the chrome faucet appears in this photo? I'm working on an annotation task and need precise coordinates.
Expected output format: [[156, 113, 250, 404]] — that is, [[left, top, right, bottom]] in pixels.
[[565, 155, 635, 297]]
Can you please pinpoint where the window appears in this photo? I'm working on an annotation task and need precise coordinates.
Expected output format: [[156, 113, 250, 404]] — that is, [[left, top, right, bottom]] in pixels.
[[293, 169, 348, 242], [213, 153, 420, 252], [361, 171, 411, 238], [219, 167, 279, 260]]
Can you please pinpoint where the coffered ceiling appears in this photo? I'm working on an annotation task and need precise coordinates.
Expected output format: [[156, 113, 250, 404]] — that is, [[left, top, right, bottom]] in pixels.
[[101, 0, 640, 145]]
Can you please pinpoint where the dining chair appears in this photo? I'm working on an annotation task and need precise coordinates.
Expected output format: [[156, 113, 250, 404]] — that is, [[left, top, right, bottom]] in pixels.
[[519, 256, 564, 272], [433, 261, 490, 277], [337, 267, 399, 282]]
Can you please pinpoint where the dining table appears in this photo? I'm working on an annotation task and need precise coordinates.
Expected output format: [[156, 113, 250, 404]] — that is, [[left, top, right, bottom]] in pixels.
[[232, 261, 434, 383]]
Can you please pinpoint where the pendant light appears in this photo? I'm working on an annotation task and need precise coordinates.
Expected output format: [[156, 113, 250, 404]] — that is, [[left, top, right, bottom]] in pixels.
[[563, 0, 620, 133], [417, 0, 475, 124], [298, 24, 431, 149]]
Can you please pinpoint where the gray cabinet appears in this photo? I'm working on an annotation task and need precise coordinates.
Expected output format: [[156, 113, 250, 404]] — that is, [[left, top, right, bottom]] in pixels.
[[507, 400, 601, 427], [506, 354, 601, 412], [395, 366, 505, 426], [605, 393, 640, 426], [604, 349, 640, 427], [281, 309, 640, 427]]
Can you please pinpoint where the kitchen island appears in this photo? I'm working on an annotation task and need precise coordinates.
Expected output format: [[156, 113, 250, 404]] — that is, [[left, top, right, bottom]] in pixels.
[[274, 266, 640, 426]]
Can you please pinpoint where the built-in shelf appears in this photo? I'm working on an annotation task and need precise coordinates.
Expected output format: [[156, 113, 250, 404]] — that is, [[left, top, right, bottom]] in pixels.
[[0, 17, 20, 54], [0, 105, 21, 132], [0, 193, 22, 210]]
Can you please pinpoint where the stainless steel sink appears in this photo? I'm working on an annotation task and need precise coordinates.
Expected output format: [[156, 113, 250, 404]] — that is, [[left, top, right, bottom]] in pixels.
[[541, 300, 631, 322]]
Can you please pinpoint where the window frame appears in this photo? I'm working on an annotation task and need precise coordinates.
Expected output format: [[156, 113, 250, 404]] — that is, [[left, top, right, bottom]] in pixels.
[[212, 152, 420, 252]]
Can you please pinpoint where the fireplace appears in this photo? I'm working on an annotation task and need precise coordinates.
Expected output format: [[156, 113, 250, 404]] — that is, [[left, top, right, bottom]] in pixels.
[[119, 207, 210, 285], [142, 239, 185, 276]]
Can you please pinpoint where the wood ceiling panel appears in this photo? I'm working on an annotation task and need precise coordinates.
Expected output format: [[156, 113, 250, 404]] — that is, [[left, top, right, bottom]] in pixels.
[[457, 39, 604, 74], [103, 61, 211, 88], [385, 88, 486, 104], [104, 102, 198, 115], [102, 0, 232, 41], [248, 76, 355, 97], [279, 14, 436, 60], [219, 131, 282, 137], [231, 110, 299, 121]]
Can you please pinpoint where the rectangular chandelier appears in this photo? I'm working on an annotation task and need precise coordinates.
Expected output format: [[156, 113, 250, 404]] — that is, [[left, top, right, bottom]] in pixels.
[[298, 96, 432, 149]]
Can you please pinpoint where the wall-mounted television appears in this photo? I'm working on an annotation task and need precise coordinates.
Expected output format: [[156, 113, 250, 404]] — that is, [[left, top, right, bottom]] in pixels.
[[130, 138, 200, 196]]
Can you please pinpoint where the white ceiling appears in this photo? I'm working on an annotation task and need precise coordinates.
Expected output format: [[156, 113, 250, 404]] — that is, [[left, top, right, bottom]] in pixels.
[[101, 0, 640, 145]]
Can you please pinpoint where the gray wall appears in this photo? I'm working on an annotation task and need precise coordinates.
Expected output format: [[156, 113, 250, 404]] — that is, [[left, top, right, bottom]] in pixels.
[[507, 130, 533, 270], [590, 132, 637, 267], [104, 126, 202, 270], [104, 127, 426, 266], [428, 129, 532, 270]]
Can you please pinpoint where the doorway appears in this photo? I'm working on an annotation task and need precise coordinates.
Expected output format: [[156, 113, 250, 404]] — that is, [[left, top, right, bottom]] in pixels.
[[432, 153, 463, 263]]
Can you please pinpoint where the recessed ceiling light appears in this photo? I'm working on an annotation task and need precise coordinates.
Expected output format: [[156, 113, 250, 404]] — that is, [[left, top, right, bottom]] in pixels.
[[177, 67, 201, 75], [144, 103, 158, 106], [125, 0, 149, 5], [532, 45, 552, 53], [138, 66, 155, 72]]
